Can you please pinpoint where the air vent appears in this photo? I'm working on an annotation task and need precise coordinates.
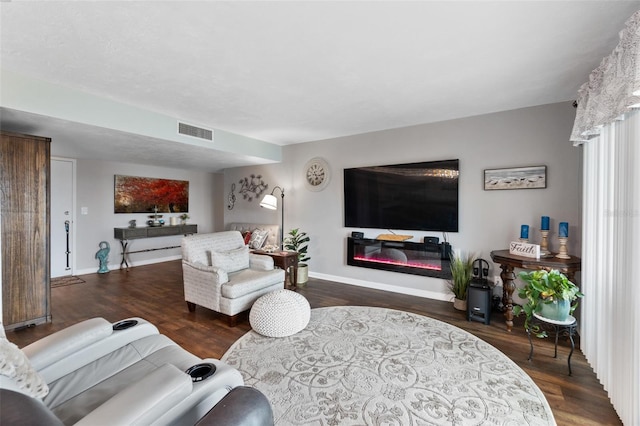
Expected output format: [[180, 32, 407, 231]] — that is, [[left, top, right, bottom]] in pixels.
[[178, 122, 214, 141]]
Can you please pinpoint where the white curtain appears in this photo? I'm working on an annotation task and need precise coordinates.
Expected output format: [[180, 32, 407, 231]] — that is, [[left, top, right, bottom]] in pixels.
[[573, 10, 640, 426], [581, 111, 639, 425]]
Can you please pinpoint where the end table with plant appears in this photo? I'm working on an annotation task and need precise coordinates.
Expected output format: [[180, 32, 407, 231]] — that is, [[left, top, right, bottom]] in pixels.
[[513, 269, 584, 337], [283, 228, 310, 285]]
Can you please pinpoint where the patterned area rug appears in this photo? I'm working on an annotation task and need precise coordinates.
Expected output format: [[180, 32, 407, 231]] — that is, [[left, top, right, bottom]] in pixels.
[[222, 306, 555, 426], [50, 276, 85, 288]]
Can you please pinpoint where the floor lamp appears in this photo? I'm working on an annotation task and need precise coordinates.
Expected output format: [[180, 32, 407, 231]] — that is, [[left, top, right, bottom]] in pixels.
[[260, 186, 285, 247]]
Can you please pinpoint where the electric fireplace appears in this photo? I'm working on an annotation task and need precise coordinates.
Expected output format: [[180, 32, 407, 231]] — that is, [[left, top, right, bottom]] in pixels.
[[347, 237, 452, 279]]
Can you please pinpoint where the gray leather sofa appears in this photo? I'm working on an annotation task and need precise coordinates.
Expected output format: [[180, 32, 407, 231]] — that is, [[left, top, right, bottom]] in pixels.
[[0, 317, 251, 425]]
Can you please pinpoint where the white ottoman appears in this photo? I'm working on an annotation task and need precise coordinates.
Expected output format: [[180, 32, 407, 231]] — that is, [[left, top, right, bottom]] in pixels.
[[249, 289, 311, 337]]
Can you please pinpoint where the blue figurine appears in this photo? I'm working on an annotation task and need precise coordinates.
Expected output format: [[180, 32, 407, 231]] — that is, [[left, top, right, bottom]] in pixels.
[[95, 241, 110, 273]]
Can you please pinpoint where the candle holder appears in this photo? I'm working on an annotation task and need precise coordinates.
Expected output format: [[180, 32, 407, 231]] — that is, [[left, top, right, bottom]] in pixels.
[[519, 238, 529, 243], [556, 237, 570, 259], [539, 230, 550, 255]]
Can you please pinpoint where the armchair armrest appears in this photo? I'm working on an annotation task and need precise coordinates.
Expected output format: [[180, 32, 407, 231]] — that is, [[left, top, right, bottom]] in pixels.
[[24, 318, 159, 384], [183, 260, 229, 284], [75, 363, 192, 426], [22, 318, 113, 371], [249, 254, 274, 271]]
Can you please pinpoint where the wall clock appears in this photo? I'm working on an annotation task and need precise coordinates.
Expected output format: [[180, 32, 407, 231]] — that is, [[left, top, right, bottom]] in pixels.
[[304, 157, 330, 191]]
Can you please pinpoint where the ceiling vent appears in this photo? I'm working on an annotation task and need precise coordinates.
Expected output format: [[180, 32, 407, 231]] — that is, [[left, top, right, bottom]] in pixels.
[[178, 121, 214, 141]]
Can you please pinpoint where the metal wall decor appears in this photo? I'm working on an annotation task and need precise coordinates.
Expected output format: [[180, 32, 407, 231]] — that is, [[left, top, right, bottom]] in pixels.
[[227, 183, 236, 210], [238, 174, 268, 201], [483, 166, 547, 190], [114, 175, 189, 213]]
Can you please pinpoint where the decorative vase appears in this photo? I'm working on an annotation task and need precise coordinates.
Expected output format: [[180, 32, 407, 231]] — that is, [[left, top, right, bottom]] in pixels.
[[453, 298, 467, 311], [296, 264, 309, 286], [537, 298, 570, 321]]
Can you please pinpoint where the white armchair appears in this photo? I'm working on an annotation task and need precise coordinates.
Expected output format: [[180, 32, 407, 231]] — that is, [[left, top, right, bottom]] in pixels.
[[181, 231, 285, 326]]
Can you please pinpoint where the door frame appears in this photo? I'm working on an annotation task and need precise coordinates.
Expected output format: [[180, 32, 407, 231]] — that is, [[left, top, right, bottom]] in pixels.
[[51, 157, 77, 276]]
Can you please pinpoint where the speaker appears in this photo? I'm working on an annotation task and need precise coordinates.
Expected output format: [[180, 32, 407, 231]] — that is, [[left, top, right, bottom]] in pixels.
[[423, 236, 439, 245], [468, 284, 492, 325], [440, 242, 452, 260], [351, 231, 364, 239]]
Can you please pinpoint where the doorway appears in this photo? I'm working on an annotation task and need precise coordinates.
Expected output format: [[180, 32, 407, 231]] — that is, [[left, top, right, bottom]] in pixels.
[[51, 158, 76, 278]]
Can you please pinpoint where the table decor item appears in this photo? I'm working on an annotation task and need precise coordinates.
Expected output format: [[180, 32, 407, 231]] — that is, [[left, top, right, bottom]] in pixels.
[[541, 216, 550, 230], [513, 269, 583, 337], [540, 230, 550, 256]]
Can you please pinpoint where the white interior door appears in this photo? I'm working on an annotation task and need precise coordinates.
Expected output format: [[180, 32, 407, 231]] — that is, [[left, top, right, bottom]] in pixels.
[[51, 158, 75, 278]]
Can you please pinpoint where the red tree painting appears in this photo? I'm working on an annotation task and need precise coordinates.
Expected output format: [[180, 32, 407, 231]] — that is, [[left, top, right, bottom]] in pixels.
[[114, 175, 189, 213]]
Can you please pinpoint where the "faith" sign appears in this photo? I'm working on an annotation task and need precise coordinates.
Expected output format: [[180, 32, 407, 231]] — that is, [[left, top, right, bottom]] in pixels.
[[509, 241, 540, 259]]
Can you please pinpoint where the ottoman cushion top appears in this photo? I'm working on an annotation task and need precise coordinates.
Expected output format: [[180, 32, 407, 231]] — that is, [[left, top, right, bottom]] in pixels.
[[249, 290, 311, 337]]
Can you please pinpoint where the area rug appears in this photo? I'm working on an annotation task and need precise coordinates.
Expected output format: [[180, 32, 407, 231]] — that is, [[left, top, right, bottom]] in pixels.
[[222, 306, 555, 426], [50, 276, 85, 288]]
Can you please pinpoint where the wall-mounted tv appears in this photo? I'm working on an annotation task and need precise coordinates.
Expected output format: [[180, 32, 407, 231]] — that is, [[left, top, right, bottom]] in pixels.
[[344, 159, 459, 232]]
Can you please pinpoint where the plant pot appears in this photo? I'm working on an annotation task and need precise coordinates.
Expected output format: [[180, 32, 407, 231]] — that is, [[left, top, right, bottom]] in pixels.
[[537, 298, 570, 321], [296, 264, 309, 285], [453, 298, 467, 311]]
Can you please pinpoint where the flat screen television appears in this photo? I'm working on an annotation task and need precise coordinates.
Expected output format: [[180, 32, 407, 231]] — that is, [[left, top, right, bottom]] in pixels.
[[344, 159, 459, 232]]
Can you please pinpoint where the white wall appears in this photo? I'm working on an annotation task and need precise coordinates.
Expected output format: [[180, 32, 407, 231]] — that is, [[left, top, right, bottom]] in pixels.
[[224, 102, 582, 301], [73, 159, 222, 274]]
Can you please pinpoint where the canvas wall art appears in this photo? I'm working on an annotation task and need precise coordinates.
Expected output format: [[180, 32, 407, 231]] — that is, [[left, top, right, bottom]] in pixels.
[[114, 175, 189, 213], [484, 166, 547, 190]]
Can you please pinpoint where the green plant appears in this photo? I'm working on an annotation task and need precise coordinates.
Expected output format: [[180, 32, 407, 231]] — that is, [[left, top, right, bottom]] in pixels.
[[179, 213, 189, 220], [513, 269, 584, 337], [283, 228, 310, 264], [447, 251, 476, 300]]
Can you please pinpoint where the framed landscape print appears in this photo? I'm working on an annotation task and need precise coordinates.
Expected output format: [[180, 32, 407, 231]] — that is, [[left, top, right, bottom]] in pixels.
[[114, 175, 189, 213], [484, 166, 547, 190]]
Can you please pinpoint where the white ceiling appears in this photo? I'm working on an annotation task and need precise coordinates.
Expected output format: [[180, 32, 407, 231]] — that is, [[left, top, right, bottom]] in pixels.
[[1, 1, 639, 171]]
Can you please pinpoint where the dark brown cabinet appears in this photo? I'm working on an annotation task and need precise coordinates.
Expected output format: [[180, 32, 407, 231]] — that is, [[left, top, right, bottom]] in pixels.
[[1, 131, 52, 330]]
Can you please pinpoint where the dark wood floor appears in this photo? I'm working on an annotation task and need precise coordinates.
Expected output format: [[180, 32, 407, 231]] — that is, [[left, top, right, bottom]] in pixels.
[[7, 261, 620, 425]]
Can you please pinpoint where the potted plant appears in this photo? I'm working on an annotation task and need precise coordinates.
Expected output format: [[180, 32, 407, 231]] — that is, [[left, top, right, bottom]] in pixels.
[[513, 269, 584, 337], [179, 213, 189, 224], [447, 251, 476, 311], [283, 228, 310, 285]]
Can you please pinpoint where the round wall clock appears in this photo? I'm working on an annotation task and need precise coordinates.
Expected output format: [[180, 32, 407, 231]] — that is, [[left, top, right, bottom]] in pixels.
[[304, 157, 330, 191]]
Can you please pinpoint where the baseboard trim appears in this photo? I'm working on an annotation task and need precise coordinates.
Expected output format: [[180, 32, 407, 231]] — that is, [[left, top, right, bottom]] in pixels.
[[309, 271, 451, 302], [74, 255, 182, 276], [74, 260, 450, 303]]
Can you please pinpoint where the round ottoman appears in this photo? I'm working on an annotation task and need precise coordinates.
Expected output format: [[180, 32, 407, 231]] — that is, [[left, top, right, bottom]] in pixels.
[[249, 289, 311, 337]]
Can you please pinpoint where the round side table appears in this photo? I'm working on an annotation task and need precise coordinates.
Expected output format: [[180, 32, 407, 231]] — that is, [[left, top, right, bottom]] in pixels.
[[527, 313, 577, 376]]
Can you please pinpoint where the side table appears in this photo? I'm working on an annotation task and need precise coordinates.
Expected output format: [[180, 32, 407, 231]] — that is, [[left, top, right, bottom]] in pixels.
[[490, 249, 581, 332], [253, 250, 299, 289], [527, 313, 577, 376]]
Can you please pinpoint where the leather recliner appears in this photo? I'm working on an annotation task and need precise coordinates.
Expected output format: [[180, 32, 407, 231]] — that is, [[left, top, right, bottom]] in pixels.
[[0, 317, 259, 425]]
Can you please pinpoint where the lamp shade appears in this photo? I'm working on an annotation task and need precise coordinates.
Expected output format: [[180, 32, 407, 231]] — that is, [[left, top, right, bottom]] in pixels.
[[260, 194, 278, 210]]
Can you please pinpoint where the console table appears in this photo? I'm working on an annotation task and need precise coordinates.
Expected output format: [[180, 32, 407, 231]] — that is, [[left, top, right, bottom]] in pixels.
[[490, 249, 581, 332], [114, 224, 197, 270]]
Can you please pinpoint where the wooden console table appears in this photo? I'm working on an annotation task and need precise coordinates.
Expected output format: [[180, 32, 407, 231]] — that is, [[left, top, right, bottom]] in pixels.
[[490, 249, 581, 332], [253, 250, 298, 289], [114, 224, 197, 270]]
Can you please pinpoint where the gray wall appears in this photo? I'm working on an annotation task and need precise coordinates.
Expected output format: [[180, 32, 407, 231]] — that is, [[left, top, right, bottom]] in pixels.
[[224, 102, 582, 301], [73, 159, 222, 274]]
